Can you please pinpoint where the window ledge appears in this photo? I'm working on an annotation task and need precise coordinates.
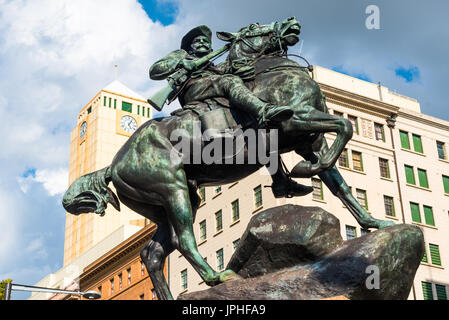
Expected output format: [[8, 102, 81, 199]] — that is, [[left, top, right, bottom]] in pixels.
[[213, 229, 223, 237], [438, 158, 449, 164], [230, 219, 240, 227], [179, 289, 188, 294], [411, 221, 437, 230], [380, 177, 394, 182], [401, 148, 425, 157], [198, 239, 207, 246], [228, 182, 239, 189], [198, 202, 206, 209], [212, 192, 222, 199], [385, 215, 399, 221], [312, 198, 326, 204], [420, 262, 444, 270], [444, 193, 449, 197], [406, 183, 431, 192], [253, 206, 264, 214], [338, 165, 366, 175]]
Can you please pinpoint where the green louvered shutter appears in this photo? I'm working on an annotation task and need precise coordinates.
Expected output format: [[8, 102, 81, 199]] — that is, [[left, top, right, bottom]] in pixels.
[[405, 165, 415, 185], [400, 131, 410, 149], [410, 202, 421, 223], [422, 249, 428, 263], [429, 244, 441, 266], [435, 284, 447, 300], [443, 175, 449, 194], [412, 134, 423, 153], [423, 206, 435, 226], [417, 169, 429, 188], [422, 282, 433, 300]]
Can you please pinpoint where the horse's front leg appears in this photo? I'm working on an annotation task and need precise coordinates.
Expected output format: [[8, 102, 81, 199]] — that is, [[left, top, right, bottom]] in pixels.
[[163, 168, 242, 288], [288, 108, 353, 178], [298, 141, 395, 230]]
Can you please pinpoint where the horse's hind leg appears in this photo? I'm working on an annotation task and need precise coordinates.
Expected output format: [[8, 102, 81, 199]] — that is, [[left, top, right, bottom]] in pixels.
[[140, 222, 176, 300], [298, 141, 395, 230], [163, 170, 241, 287]]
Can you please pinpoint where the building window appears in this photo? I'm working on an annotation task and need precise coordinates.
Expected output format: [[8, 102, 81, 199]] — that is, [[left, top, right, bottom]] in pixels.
[[348, 115, 359, 135], [417, 169, 429, 188], [356, 189, 368, 210], [254, 185, 263, 208], [152, 289, 157, 300], [374, 123, 385, 141], [122, 101, 132, 113], [437, 141, 447, 160], [383, 196, 395, 217], [147, 107, 150, 117], [127, 268, 131, 285], [137, 105, 140, 115], [215, 210, 223, 232], [379, 158, 390, 178], [109, 97, 112, 108], [429, 244, 441, 266], [361, 229, 370, 236], [87, 106, 92, 114], [311, 178, 323, 200], [338, 149, 349, 168], [400, 130, 410, 150], [231, 199, 240, 222], [98, 286, 102, 296], [110, 279, 114, 295], [118, 273, 122, 290], [352, 151, 363, 171], [141, 261, 145, 276], [199, 186, 206, 204], [334, 111, 344, 118], [412, 134, 423, 153], [199, 220, 207, 241], [410, 202, 421, 223], [140, 294, 145, 300], [423, 205, 435, 226], [142, 106, 145, 117], [181, 269, 188, 291], [422, 248, 428, 263], [442, 175, 449, 194], [346, 225, 357, 240], [214, 185, 222, 194], [404, 165, 416, 185], [422, 281, 433, 300], [103, 96, 107, 107], [435, 284, 448, 300], [114, 99, 117, 109], [233, 239, 240, 251], [216, 249, 224, 270]]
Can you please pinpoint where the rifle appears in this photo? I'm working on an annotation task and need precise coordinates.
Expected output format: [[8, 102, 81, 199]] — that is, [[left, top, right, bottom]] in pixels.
[[147, 44, 231, 111]]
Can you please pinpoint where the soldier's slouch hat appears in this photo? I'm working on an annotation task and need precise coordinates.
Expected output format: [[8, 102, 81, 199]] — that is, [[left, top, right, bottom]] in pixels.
[[181, 25, 212, 51]]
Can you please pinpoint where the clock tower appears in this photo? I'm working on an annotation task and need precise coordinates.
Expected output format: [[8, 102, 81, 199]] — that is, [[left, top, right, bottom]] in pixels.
[[63, 80, 153, 266]]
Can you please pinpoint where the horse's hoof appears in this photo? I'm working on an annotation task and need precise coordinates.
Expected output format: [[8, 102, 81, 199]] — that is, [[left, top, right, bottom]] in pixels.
[[290, 160, 313, 178], [219, 270, 242, 283]]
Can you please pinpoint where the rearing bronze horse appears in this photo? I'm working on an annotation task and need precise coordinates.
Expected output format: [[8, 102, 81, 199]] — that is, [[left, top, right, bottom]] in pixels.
[[62, 17, 394, 300]]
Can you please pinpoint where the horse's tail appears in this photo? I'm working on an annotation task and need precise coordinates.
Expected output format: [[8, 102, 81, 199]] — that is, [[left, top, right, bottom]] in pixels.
[[62, 166, 120, 216]]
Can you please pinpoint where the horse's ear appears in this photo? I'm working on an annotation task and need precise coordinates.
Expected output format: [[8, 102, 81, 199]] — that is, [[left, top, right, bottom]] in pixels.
[[216, 31, 236, 42]]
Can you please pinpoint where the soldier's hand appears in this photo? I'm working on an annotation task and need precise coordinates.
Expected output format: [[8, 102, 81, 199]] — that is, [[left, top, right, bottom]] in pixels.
[[179, 59, 196, 72]]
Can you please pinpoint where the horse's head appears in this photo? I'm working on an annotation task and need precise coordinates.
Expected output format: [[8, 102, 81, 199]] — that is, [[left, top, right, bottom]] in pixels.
[[217, 17, 301, 62]]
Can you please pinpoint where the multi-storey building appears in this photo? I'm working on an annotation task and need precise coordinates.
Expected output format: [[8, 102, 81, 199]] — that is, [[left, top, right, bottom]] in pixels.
[[63, 80, 153, 266], [168, 66, 449, 300]]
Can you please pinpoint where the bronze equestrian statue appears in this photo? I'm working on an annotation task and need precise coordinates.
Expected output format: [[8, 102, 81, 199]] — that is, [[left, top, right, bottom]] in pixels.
[[62, 17, 394, 300]]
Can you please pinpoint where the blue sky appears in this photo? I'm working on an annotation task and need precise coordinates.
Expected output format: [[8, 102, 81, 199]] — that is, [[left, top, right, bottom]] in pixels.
[[1, 0, 449, 299]]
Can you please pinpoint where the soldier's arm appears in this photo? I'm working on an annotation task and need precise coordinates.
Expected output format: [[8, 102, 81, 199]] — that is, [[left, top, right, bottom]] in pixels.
[[149, 49, 189, 80]]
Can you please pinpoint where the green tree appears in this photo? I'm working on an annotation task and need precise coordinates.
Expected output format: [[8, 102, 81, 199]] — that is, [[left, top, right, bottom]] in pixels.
[[0, 279, 13, 300]]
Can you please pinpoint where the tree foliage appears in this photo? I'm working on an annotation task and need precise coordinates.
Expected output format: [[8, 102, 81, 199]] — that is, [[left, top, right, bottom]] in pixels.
[[0, 279, 13, 300]]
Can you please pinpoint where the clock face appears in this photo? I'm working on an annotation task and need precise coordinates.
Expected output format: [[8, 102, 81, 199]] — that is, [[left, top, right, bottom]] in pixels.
[[80, 121, 87, 139], [120, 115, 137, 133]]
